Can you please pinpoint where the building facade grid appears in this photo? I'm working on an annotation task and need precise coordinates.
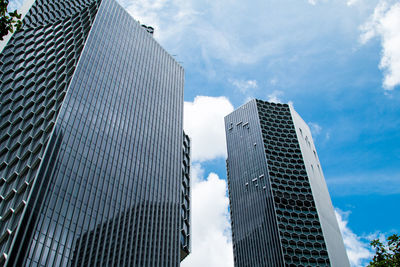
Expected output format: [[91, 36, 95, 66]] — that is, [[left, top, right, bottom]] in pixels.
[[0, 0, 189, 266], [225, 99, 349, 267]]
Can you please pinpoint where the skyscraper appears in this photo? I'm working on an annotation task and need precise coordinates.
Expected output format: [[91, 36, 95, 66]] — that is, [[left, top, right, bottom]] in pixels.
[[225, 99, 349, 267], [0, 0, 190, 266]]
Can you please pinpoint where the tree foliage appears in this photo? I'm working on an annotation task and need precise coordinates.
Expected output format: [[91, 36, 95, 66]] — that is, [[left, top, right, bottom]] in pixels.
[[1, 0, 22, 41], [368, 234, 400, 267]]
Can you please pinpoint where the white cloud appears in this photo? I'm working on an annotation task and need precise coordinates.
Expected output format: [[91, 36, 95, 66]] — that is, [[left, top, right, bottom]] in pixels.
[[120, 0, 197, 42], [325, 131, 331, 141], [347, 0, 360, 6], [365, 232, 387, 245], [360, 0, 400, 90], [308, 0, 359, 7], [8, 0, 24, 11], [181, 163, 234, 267], [307, 0, 328, 5], [267, 90, 284, 103], [119, 0, 367, 69], [230, 79, 258, 94], [194, 24, 284, 65], [308, 122, 322, 136], [119, 0, 163, 28], [120, 0, 328, 66], [270, 78, 278, 85], [335, 209, 374, 267], [184, 96, 234, 162]]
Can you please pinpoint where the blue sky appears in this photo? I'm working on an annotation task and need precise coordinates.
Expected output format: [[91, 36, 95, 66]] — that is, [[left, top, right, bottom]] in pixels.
[[121, 0, 399, 266], [7, 0, 400, 266]]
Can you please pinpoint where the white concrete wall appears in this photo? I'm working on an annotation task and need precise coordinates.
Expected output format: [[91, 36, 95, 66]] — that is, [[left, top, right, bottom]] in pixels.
[[289, 105, 350, 267]]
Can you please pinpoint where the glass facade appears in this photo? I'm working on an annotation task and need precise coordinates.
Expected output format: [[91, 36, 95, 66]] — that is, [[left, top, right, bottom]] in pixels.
[[180, 132, 190, 261], [0, 0, 189, 266], [225, 99, 349, 267]]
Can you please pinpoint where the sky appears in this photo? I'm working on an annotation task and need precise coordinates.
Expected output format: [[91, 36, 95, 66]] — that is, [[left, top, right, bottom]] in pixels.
[[7, 0, 400, 266]]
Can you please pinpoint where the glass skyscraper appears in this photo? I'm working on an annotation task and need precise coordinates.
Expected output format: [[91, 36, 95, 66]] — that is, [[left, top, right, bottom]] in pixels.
[[225, 99, 349, 267], [0, 0, 190, 266]]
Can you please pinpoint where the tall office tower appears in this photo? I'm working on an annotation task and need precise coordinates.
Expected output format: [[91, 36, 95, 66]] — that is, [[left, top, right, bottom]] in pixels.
[[225, 99, 349, 267], [0, 0, 190, 266]]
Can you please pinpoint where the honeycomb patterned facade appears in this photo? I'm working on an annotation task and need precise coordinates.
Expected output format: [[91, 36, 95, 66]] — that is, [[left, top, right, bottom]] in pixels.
[[0, 0, 101, 263], [225, 99, 349, 267], [180, 132, 191, 261], [256, 100, 329, 266]]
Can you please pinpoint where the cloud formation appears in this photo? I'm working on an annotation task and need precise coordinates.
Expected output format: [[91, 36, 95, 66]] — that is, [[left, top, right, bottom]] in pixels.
[[308, 122, 322, 136], [267, 90, 284, 103], [361, 0, 400, 90], [121, 0, 197, 43], [308, 0, 358, 6], [121, 0, 349, 67], [346, 0, 359, 6], [335, 209, 374, 267], [181, 164, 234, 267], [230, 79, 258, 94], [8, 0, 24, 10], [184, 96, 234, 162]]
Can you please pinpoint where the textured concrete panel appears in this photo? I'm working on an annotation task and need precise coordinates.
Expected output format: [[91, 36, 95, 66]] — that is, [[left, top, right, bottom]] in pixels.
[[290, 106, 349, 267]]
